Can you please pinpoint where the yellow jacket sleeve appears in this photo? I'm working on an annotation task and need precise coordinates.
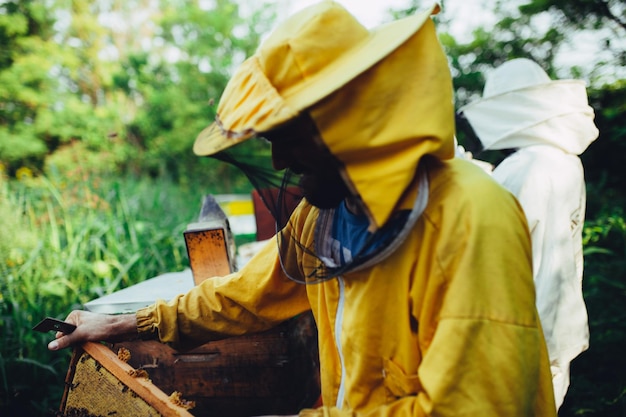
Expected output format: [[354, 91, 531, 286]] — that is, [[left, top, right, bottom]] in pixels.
[[136, 239, 311, 350]]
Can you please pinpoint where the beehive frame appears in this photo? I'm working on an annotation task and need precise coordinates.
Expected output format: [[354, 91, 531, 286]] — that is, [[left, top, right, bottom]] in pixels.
[[60, 341, 195, 417]]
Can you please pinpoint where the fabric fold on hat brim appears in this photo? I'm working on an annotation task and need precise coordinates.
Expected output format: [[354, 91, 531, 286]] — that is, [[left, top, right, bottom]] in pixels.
[[193, 3, 441, 157], [194, 57, 298, 156]]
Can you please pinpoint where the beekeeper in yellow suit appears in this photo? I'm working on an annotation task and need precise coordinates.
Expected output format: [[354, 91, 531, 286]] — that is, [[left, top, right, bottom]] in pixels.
[[50, 2, 556, 415]]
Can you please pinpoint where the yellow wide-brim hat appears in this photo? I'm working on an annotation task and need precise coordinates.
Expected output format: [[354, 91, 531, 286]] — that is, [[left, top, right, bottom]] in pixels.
[[193, 1, 441, 156]]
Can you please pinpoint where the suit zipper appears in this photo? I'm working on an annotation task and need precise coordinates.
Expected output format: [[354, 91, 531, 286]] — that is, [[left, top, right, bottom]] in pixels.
[[335, 276, 346, 408]]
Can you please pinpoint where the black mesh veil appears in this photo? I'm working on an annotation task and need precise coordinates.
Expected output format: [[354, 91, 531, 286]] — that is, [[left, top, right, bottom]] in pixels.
[[211, 139, 303, 235], [210, 137, 426, 285]]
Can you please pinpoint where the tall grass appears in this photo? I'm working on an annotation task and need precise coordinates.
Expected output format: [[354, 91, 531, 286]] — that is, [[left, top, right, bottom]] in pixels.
[[0, 172, 210, 416], [561, 208, 626, 417]]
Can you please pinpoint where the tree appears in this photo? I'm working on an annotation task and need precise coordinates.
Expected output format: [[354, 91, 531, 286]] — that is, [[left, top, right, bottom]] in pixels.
[[0, 0, 62, 174], [113, 0, 277, 186], [0, 0, 133, 176], [511, 0, 625, 92], [1, 0, 277, 187]]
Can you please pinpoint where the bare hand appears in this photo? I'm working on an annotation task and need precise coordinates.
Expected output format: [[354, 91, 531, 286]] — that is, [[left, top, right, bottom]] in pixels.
[[47, 310, 138, 351]]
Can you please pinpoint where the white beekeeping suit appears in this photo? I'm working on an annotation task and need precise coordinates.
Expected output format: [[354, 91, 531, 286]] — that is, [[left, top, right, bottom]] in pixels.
[[459, 58, 599, 410]]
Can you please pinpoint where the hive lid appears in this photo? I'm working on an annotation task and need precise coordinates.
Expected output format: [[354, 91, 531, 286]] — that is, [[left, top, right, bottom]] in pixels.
[[84, 269, 194, 314]]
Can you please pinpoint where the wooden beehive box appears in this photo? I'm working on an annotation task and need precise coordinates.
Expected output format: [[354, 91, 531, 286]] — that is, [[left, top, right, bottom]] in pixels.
[[184, 222, 233, 286], [61, 315, 319, 417], [68, 193, 319, 416], [61, 341, 196, 417], [112, 312, 320, 416]]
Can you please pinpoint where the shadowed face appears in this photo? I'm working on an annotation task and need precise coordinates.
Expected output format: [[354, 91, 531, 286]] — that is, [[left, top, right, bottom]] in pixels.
[[262, 115, 350, 209]]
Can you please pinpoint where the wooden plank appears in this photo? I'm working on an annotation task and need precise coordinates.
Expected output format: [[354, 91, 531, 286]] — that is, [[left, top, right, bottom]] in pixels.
[[113, 312, 320, 417]]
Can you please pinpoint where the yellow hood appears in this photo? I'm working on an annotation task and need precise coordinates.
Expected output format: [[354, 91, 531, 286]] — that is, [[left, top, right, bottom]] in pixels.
[[309, 18, 455, 229], [193, 1, 455, 230]]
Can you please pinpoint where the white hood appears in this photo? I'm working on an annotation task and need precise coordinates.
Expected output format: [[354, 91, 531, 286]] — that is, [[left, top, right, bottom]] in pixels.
[[459, 59, 599, 155]]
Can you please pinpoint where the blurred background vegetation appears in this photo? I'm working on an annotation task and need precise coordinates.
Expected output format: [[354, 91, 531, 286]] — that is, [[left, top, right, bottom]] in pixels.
[[0, 0, 624, 415]]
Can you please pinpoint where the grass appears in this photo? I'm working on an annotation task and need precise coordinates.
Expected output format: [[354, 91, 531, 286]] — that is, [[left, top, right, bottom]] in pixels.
[[561, 208, 626, 417], [0, 171, 225, 416]]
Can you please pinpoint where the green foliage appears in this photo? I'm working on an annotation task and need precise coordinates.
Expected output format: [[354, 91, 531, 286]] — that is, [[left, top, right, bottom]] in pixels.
[[440, 5, 568, 108], [582, 80, 626, 208], [558, 80, 626, 416], [0, 0, 122, 174], [434, 0, 625, 111], [519, 0, 626, 32], [0, 171, 217, 415], [0, 126, 48, 164], [115, 0, 278, 183], [518, 0, 626, 84], [559, 209, 626, 416], [1, 0, 277, 186]]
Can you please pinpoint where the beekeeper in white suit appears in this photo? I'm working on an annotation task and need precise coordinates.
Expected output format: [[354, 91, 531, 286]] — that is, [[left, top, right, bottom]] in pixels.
[[459, 57, 599, 410]]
